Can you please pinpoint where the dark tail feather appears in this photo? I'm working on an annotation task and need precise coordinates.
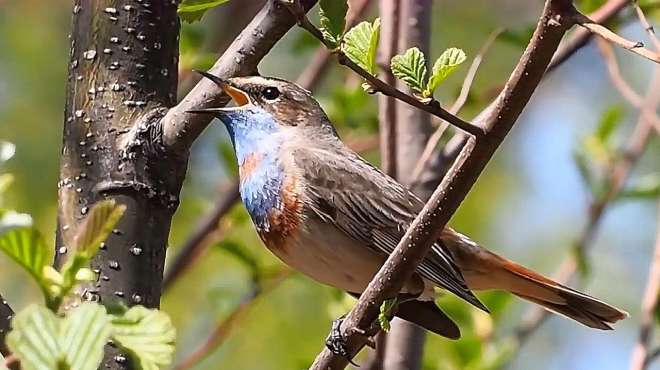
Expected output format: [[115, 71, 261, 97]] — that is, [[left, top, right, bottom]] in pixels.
[[500, 261, 628, 329], [396, 300, 460, 339]]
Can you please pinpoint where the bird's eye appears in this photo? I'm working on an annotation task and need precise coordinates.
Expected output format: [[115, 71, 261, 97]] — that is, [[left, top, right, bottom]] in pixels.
[[261, 87, 280, 101]]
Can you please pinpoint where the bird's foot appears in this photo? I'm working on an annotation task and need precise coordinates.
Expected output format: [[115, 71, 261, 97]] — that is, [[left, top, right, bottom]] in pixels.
[[325, 316, 360, 367]]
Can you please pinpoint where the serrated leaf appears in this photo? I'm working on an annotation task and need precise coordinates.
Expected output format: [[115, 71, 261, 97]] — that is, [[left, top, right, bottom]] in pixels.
[[111, 306, 176, 370], [0, 141, 15, 164], [178, 0, 231, 23], [618, 173, 660, 200], [425, 48, 466, 96], [390, 47, 427, 94], [0, 227, 48, 284], [7, 303, 111, 370], [73, 199, 126, 258], [342, 19, 381, 75], [319, 0, 348, 47]]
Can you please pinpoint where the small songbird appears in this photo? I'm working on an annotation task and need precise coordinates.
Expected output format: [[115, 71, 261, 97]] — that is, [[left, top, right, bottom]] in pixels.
[[190, 72, 627, 340]]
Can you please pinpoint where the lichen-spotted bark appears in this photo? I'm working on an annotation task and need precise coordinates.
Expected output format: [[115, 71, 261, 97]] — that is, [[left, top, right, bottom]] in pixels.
[[56, 1, 181, 368]]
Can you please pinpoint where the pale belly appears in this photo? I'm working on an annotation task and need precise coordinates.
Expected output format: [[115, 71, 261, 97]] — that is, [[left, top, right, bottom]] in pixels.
[[265, 216, 436, 298]]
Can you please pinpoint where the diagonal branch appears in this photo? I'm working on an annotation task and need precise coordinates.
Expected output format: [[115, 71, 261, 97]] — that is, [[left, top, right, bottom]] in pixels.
[[575, 12, 660, 63], [309, 0, 577, 368]]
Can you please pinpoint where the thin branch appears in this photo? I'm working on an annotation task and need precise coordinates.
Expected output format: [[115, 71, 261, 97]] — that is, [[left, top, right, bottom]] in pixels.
[[629, 202, 660, 370], [284, 0, 486, 138], [512, 64, 660, 351], [161, 0, 319, 154], [309, 0, 576, 367], [595, 38, 660, 132], [633, 1, 660, 52], [548, 0, 630, 72], [174, 269, 291, 370], [409, 28, 503, 186], [0, 293, 13, 357], [575, 12, 660, 63]]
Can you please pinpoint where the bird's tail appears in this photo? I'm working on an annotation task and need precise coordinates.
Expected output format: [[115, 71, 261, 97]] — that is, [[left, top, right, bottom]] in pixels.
[[493, 259, 628, 329], [440, 229, 628, 330]]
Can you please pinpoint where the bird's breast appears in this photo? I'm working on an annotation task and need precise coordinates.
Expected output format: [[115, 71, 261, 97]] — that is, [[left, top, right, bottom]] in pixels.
[[238, 152, 303, 253]]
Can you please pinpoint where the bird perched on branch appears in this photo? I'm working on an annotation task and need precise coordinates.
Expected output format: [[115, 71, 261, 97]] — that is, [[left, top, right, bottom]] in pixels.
[[190, 72, 627, 342]]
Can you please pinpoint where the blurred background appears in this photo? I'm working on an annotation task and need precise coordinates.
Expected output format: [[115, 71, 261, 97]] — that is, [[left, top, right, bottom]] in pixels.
[[0, 0, 658, 369]]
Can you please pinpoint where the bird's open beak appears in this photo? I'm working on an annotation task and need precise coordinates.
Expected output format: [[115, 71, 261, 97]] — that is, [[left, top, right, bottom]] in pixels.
[[186, 70, 251, 114]]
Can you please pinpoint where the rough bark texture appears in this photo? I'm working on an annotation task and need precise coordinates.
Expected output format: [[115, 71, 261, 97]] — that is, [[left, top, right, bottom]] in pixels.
[[0, 294, 12, 356], [383, 1, 432, 369], [56, 1, 181, 368]]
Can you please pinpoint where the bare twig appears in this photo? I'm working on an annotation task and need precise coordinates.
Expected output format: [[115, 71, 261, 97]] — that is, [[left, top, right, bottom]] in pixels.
[[595, 38, 660, 132], [512, 64, 660, 351], [548, 0, 630, 71], [174, 269, 291, 370], [575, 12, 660, 63], [284, 0, 486, 138], [633, 1, 660, 51], [409, 29, 503, 186], [629, 202, 660, 370], [309, 0, 576, 367]]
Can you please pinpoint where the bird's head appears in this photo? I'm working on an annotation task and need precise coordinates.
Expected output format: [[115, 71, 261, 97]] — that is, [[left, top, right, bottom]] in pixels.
[[188, 72, 336, 140]]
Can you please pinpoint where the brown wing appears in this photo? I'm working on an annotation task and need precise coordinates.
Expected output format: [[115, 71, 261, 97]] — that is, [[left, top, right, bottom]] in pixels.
[[292, 144, 486, 311]]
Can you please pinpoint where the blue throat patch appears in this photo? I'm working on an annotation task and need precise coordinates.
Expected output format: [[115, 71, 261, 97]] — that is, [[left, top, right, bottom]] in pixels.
[[216, 106, 284, 232]]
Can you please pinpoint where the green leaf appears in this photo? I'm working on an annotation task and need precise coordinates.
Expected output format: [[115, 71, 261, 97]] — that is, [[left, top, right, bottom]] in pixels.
[[319, 0, 348, 47], [425, 47, 466, 97], [595, 105, 623, 143], [571, 243, 591, 278], [111, 306, 176, 370], [573, 149, 598, 194], [0, 210, 33, 234], [390, 47, 427, 94], [342, 18, 381, 75], [618, 173, 660, 200], [0, 227, 48, 284], [7, 303, 111, 370], [178, 0, 231, 23], [72, 199, 126, 258], [378, 298, 397, 332]]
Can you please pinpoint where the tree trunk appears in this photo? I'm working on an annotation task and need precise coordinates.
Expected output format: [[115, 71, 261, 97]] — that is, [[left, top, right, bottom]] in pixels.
[[56, 1, 181, 368], [384, 1, 433, 369]]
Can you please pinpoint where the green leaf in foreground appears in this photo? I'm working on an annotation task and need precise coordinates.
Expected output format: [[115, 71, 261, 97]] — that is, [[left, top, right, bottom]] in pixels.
[[390, 47, 427, 94], [73, 199, 126, 258], [7, 303, 111, 370], [178, 0, 230, 23], [378, 298, 398, 332], [111, 306, 176, 370], [618, 173, 660, 200], [319, 0, 348, 47], [425, 47, 467, 97], [0, 227, 48, 284], [342, 19, 381, 75]]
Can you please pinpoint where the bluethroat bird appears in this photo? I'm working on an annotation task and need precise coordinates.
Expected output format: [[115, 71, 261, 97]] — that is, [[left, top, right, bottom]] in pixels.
[[190, 72, 627, 340]]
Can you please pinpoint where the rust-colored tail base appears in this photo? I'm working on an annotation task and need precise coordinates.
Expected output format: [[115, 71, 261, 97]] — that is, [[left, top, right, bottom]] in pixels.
[[500, 261, 628, 329]]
